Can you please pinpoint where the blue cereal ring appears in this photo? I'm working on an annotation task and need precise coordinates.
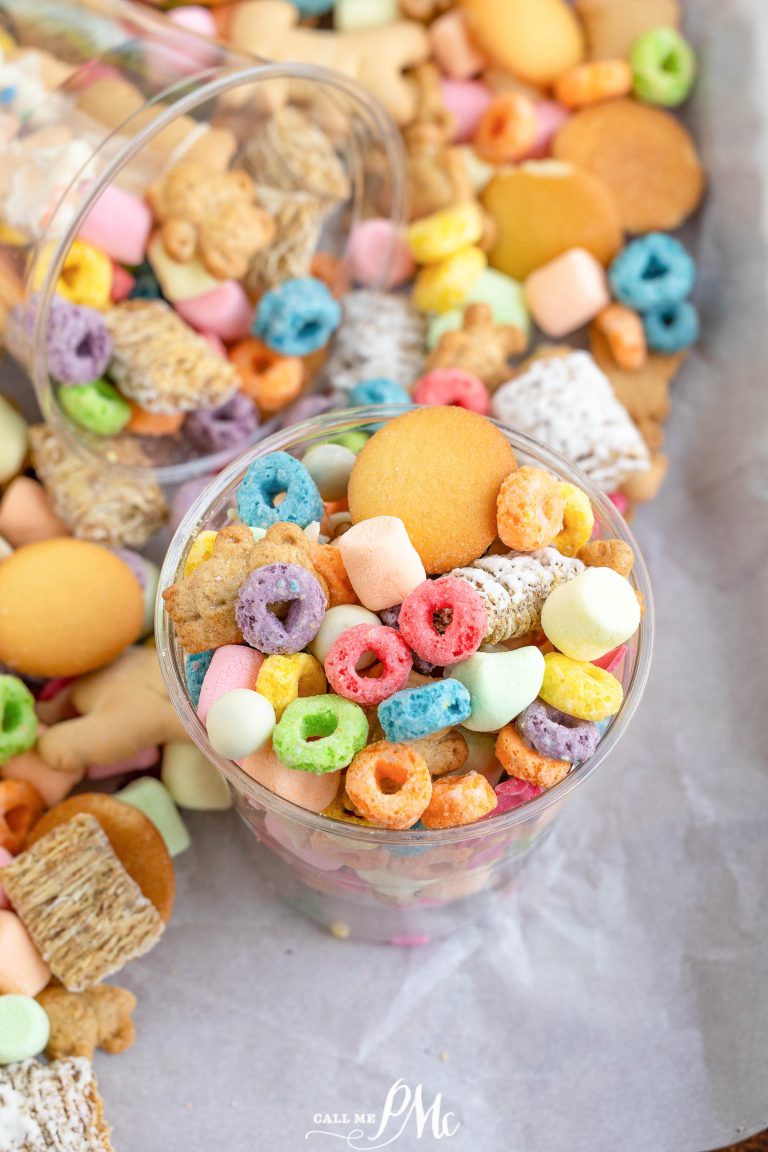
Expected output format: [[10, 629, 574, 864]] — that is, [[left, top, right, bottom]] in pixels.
[[237, 450, 324, 529], [252, 276, 342, 357], [290, 0, 334, 13], [185, 649, 215, 708], [378, 679, 472, 743], [609, 234, 695, 313], [0, 675, 38, 765], [347, 378, 412, 407], [643, 299, 700, 353]]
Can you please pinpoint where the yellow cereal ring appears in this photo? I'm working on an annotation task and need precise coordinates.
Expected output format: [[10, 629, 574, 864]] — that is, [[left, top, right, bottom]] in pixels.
[[407, 203, 484, 266], [540, 651, 623, 721], [412, 245, 487, 314], [256, 653, 327, 721], [32, 239, 113, 309], [183, 530, 217, 578], [552, 482, 594, 557]]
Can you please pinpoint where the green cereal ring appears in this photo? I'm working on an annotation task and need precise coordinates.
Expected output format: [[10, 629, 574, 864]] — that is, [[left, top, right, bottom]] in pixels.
[[0, 675, 38, 766], [272, 694, 368, 774], [630, 27, 696, 108], [58, 379, 132, 436]]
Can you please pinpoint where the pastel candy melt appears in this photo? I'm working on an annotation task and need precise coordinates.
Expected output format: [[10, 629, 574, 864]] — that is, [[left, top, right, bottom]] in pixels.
[[147, 232, 221, 302], [346, 219, 416, 290], [79, 185, 152, 266], [239, 744, 340, 813], [0, 394, 29, 485], [525, 248, 610, 338], [1, 746, 84, 807], [450, 647, 545, 732], [86, 745, 159, 781], [0, 846, 13, 909], [205, 688, 276, 760], [0, 994, 50, 1064], [197, 645, 265, 724], [541, 567, 640, 661], [302, 444, 357, 502], [334, 0, 398, 31], [118, 776, 190, 857], [0, 911, 51, 996], [441, 80, 492, 143], [161, 742, 232, 811], [309, 604, 382, 666], [426, 268, 529, 349], [338, 517, 427, 612], [528, 100, 570, 159], [0, 477, 69, 547], [175, 281, 253, 342]]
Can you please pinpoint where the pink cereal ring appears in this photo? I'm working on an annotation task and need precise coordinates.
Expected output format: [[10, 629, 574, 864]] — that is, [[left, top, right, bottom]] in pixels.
[[324, 624, 412, 706], [398, 576, 487, 667], [412, 368, 491, 415]]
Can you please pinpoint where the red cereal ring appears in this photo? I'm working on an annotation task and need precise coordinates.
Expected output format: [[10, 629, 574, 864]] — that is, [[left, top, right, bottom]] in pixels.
[[421, 770, 497, 829], [345, 740, 432, 829], [324, 624, 412, 706], [412, 368, 491, 415], [398, 576, 487, 667], [0, 779, 45, 855], [229, 337, 304, 413]]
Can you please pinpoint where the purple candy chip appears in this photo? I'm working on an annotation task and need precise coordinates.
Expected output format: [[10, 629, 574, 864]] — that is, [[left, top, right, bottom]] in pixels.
[[185, 393, 259, 454], [516, 699, 600, 764], [235, 562, 326, 655]]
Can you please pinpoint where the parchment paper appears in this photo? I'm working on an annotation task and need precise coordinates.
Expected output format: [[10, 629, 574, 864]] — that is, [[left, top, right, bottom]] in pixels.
[[2, 0, 767, 1148]]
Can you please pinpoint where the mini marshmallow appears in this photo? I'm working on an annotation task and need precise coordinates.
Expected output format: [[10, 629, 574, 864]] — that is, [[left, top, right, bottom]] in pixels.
[[309, 604, 383, 667], [0, 395, 28, 485], [0, 994, 51, 1065], [79, 185, 152, 266], [0, 477, 69, 548], [0, 910, 51, 997], [541, 566, 641, 662], [175, 281, 253, 342], [338, 517, 427, 611], [430, 9, 486, 80], [118, 776, 191, 858], [450, 647, 545, 732], [441, 80, 492, 144], [161, 741, 232, 811], [197, 644, 265, 725], [86, 745, 160, 781], [206, 688, 276, 760], [110, 263, 135, 302], [335, 0, 399, 32], [239, 743, 340, 813], [302, 443, 357, 502], [1, 746, 84, 807], [525, 248, 610, 338], [345, 219, 416, 290]]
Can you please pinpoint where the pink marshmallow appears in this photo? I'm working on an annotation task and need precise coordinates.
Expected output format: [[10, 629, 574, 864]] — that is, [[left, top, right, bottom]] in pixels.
[[0, 846, 13, 910], [338, 517, 427, 612], [87, 745, 161, 780], [201, 331, 228, 359], [1, 744, 84, 808], [429, 9, 485, 80], [175, 281, 253, 342], [609, 492, 630, 516], [592, 644, 628, 676], [239, 745, 340, 814], [525, 248, 610, 338], [527, 100, 571, 159], [441, 79, 492, 143], [111, 263, 135, 302], [198, 645, 265, 725], [169, 6, 217, 37], [345, 219, 416, 290], [0, 910, 51, 995], [79, 184, 152, 266]]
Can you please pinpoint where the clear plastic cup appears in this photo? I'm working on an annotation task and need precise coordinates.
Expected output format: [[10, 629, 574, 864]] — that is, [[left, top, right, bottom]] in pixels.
[[0, 0, 406, 483], [156, 407, 654, 943]]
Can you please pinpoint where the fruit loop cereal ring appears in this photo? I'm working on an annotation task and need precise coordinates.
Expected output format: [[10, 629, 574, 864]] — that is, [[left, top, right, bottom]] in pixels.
[[256, 653, 327, 721], [554, 60, 633, 110], [473, 94, 539, 164], [594, 303, 647, 372], [378, 679, 472, 743], [398, 576, 487, 666], [307, 544, 359, 610], [412, 368, 491, 415], [495, 722, 571, 790], [183, 530, 218, 579], [378, 603, 440, 677], [57, 380, 132, 437], [413, 246, 487, 314], [32, 239, 112, 310], [643, 300, 700, 354], [540, 652, 623, 721], [0, 676, 38, 765], [609, 234, 695, 315], [346, 378, 412, 408], [406, 202, 484, 265], [235, 563, 326, 656], [272, 694, 368, 774], [12, 296, 112, 387], [237, 451, 324, 530], [229, 339, 304, 414], [0, 779, 45, 854], [184, 650, 214, 708], [516, 698, 600, 763], [324, 624, 413, 707], [420, 770, 497, 830], [489, 776, 543, 816], [496, 466, 565, 552], [552, 482, 594, 557], [185, 394, 259, 454], [126, 404, 184, 438], [630, 26, 696, 108], [345, 741, 432, 830], [252, 276, 342, 357]]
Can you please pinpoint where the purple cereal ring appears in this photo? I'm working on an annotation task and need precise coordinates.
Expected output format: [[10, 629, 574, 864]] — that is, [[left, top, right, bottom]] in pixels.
[[235, 563, 325, 655], [185, 392, 259, 453], [516, 699, 600, 763], [44, 296, 112, 385]]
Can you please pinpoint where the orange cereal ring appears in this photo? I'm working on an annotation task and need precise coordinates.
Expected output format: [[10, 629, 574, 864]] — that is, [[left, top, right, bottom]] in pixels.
[[474, 93, 538, 163], [311, 252, 351, 300], [420, 770, 497, 830], [345, 741, 432, 830], [0, 779, 45, 855], [495, 723, 570, 789], [229, 338, 304, 413], [594, 303, 647, 372], [496, 465, 564, 552], [309, 542, 359, 608], [125, 402, 184, 437], [554, 59, 632, 109]]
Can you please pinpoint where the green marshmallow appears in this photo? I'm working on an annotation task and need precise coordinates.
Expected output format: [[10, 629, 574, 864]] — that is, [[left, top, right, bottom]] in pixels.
[[313, 431, 370, 455], [426, 268, 531, 352], [161, 742, 232, 811], [630, 26, 696, 108], [58, 379, 132, 436], [450, 647, 545, 733], [0, 675, 38, 766], [0, 995, 50, 1065], [118, 777, 190, 857]]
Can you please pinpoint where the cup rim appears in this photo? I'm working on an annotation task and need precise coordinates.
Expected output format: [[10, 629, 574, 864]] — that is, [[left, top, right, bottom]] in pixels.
[[155, 404, 655, 846]]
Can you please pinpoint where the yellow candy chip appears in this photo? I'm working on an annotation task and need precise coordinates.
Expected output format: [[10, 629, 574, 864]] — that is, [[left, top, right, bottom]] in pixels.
[[412, 246, 488, 314], [540, 651, 623, 721], [553, 482, 594, 557], [183, 530, 217, 578], [407, 202, 484, 266], [256, 653, 327, 721], [32, 238, 113, 309]]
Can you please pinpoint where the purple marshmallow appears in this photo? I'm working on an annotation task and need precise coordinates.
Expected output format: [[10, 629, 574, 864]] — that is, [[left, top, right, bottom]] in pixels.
[[235, 563, 326, 655], [516, 699, 600, 764], [185, 393, 259, 454]]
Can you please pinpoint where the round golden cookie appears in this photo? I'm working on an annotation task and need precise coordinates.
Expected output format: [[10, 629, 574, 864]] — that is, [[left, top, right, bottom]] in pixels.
[[26, 793, 175, 923], [348, 407, 517, 574], [575, 0, 681, 61], [459, 0, 584, 85], [552, 98, 704, 233], [0, 539, 143, 678], [482, 160, 623, 281]]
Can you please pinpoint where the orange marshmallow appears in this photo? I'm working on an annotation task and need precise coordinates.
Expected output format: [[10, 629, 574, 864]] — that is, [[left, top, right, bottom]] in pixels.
[[0, 910, 51, 996], [338, 517, 427, 612], [238, 744, 340, 813], [0, 477, 69, 547], [1, 746, 85, 809], [525, 248, 610, 338]]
